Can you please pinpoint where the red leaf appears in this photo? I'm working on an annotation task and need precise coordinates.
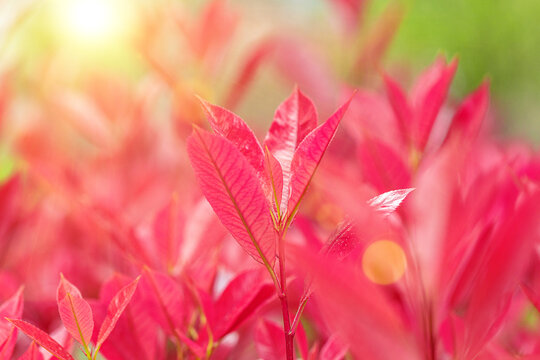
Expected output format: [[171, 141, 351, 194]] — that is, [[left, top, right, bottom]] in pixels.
[[224, 38, 276, 110], [0, 327, 17, 360], [264, 88, 318, 212], [210, 270, 274, 339], [57, 275, 94, 347], [325, 221, 360, 260], [96, 275, 158, 360], [367, 188, 414, 215], [411, 57, 457, 150], [0, 286, 24, 343], [141, 267, 185, 334], [320, 335, 348, 360], [264, 148, 283, 215], [445, 81, 489, 143], [152, 196, 184, 270], [286, 95, 353, 222], [17, 342, 44, 360], [198, 98, 265, 175], [0, 175, 20, 241], [96, 276, 140, 351], [457, 191, 540, 359], [7, 319, 74, 360], [264, 88, 317, 149], [255, 320, 286, 360], [382, 73, 412, 145], [187, 127, 276, 265], [356, 136, 410, 193], [291, 247, 419, 360], [175, 331, 205, 359]]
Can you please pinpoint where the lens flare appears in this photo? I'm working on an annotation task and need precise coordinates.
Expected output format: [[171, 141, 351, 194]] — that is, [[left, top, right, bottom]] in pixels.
[[56, 0, 133, 45], [362, 240, 407, 285]]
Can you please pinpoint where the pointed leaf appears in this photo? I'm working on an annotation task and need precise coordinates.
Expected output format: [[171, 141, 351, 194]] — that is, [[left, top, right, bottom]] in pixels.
[[356, 136, 411, 193], [320, 335, 348, 360], [264, 147, 283, 215], [445, 81, 489, 143], [458, 191, 540, 359], [187, 127, 276, 265], [18, 342, 44, 360], [324, 221, 362, 261], [224, 38, 276, 109], [0, 327, 17, 360], [153, 196, 184, 270], [96, 275, 158, 360], [286, 96, 353, 222], [0, 286, 24, 342], [57, 276, 94, 347], [411, 57, 457, 149], [198, 98, 265, 175], [255, 320, 286, 360], [141, 268, 185, 334], [367, 188, 414, 215], [210, 270, 274, 339], [96, 276, 140, 350], [265, 88, 318, 154], [382, 73, 412, 144], [7, 319, 75, 360], [264, 88, 318, 210]]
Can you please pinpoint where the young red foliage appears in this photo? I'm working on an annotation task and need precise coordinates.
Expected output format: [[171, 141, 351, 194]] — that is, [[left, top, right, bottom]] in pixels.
[[56, 275, 94, 351], [264, 88, 318, 213], [204, 269, 274, 340], [6, 319, 74, 360], [95, 276, 140, 353], [140, 267, 187, 336], [187, 127, 276, 266], [285, 95, 353, 222], [0, 287, 23, 343], [94, 275, 158, 360]]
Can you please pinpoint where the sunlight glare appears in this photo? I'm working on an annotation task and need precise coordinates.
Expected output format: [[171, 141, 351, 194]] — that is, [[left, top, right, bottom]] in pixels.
[[58, 0, 132, 44]]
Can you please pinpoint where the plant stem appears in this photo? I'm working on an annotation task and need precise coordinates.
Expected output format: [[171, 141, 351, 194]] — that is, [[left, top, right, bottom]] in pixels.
[[278, 230, 294, 360], [290, 294, 310, 337]]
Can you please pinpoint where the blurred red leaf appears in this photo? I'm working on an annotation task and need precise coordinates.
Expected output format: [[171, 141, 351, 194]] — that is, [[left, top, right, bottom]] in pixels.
[[255, 320, 286, 360], [208, 270, 274, 339], [17, 341, 44, 360]]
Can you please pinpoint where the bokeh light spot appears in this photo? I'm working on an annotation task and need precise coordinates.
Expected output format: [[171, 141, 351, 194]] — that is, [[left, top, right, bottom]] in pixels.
[[362, 240, 407, 285]]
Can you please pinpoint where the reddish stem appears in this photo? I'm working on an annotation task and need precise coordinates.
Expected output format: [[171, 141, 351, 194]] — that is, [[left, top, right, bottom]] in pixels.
[[278, 230, 294, 360]]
